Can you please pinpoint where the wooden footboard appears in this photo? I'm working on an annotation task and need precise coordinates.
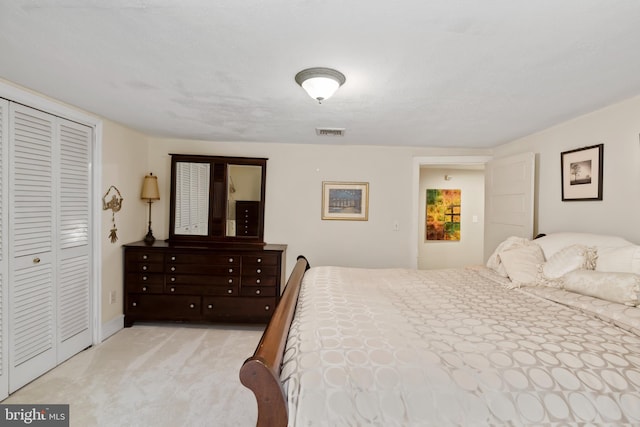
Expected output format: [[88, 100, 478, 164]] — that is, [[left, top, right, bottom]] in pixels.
[[239, 255, 310, 427]]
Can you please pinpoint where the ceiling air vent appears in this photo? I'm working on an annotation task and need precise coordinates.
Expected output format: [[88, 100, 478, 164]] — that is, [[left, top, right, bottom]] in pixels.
[[316, 127, 346, 137]]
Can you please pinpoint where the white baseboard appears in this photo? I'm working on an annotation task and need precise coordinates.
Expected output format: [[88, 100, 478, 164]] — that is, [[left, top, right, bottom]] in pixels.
[[101, 315, 124, 341]]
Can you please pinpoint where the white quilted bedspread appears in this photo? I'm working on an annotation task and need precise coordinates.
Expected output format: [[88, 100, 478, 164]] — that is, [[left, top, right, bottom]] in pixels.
[[280, 266, 640, 426]]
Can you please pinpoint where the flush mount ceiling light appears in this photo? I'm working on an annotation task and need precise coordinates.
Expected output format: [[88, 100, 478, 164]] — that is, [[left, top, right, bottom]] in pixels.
[[295, 67, 346, 103]]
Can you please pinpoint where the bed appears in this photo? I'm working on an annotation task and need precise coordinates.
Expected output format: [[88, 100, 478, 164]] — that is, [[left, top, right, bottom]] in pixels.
[[240, 233, 640, 426]]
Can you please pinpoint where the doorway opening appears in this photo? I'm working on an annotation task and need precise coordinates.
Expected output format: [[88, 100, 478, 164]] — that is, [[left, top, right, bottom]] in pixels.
[[410, 156, 491, 269]]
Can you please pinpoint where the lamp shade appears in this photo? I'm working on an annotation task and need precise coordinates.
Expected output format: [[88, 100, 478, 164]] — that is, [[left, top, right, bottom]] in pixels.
[[141, 173, 160, 200], [295, 67, 346, 102]]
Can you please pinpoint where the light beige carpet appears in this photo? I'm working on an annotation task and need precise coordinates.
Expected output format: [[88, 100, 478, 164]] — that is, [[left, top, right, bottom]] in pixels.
[[3, 323, 264, 427]]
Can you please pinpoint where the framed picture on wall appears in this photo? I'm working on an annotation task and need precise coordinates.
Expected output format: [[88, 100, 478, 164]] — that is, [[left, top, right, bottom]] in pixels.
[[426, 189, 461, 241], [322, 182, 369, 220], [561, 144, 604, 201]]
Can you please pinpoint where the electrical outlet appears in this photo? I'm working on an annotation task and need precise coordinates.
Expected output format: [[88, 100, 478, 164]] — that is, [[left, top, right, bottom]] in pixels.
[[109, 290, 116, 304]]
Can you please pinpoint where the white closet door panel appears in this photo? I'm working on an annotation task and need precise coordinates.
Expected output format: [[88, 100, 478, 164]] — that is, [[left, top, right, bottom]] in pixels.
[[8, 104, 56, 392], [59, 121, 90, 249], [57, 251, 90, 362], [59, 253, 89, 339], [9, 260, 56, 392], [57, 119, 91, 362], [11, 106, 54, 258], [0, 99, 9, 399]]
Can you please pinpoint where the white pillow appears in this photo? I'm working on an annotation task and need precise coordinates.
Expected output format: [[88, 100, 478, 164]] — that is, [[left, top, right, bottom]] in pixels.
[[562, 270, 640, 306], [596, 245, 640, 274], [535, 233, 631, 259], [540, 244, 597, 282], [486, 236, 530, 277], [498, 244, 545, 287]]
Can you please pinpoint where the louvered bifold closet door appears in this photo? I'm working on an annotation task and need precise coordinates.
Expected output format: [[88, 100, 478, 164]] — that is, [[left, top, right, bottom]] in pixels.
[[0, 100, 10, 400], [57, 118, 91, 363], [8, 104, 57, 392], [175, 162, 210, 235]]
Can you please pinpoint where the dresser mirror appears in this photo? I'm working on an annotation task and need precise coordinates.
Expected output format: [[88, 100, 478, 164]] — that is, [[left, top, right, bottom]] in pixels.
[[226, 164, 263, 237], [169, 154, 267, 244]]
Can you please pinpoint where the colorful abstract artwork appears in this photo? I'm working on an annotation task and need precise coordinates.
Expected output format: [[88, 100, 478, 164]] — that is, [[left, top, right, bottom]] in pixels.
[[426, 189, 461, 241]]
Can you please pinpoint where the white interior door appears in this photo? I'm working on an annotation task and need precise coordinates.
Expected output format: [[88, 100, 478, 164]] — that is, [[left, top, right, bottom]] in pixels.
[[9, 104, 57, 392], [57, 119, 92, 363], [484, 152, 535, 260], [0, 99, 9, 399]]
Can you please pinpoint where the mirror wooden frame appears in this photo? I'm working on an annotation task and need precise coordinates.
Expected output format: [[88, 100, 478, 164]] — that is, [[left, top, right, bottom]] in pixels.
[[168, 154, 267, 245]]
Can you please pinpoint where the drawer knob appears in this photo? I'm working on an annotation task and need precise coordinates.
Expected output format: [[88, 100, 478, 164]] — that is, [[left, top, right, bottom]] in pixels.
[[256, 268, 261, 274], [142, 266, 148, 271], [171, 256, 176, 261], [170, 277, 176, 282], [228, 268, 233, 273], [255, 289, 261, 295], [264, 305, 270, 311], [132, 302, 137, 307], [256, 279, 261, 284], [257, 258, 262, 263], [142, 286, 147, 292], [228, 257, 234, 263], [228, 278, 233, 284], [207, 304, 213, 309], [170, 287, 175, 292], [142, 255, 148, 260], [142, 276, 148, 281], [170, 266, 176, 272], [189, 303, 195, 309], [227, 289, 233, 294]]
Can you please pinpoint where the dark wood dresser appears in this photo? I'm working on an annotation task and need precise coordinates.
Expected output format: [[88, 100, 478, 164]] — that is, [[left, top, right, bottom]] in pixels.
[[123, 240, 286, 326]]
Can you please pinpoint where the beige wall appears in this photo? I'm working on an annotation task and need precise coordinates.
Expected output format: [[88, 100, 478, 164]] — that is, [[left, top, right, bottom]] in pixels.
[[101, 120, 150, 323], [494, 94, 640, 245], [418, 167, 485, 269], [146, 139, 490, 277]]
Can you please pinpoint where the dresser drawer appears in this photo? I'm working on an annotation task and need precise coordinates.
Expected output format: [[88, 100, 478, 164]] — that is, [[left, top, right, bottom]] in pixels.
[[126, 261, 164, 273], [166, 264, 239, 275], [202, 296, 276, 321], [127, 282, 163, 294], [241, 286, 277, 297], [242, 265, 278, 276], [126, 251, 164, 263], [243, 254, 279, 266], [166, 253, 240, 266], [126, 273, 164, 285], [241, 275, 277, 286], [166, 274, 238, 287], [165, 283, 238, 296], [127, 295, 201, 317]]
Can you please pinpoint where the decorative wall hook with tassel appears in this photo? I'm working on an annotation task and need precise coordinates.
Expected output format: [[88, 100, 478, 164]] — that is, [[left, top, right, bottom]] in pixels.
[[103, 186, 123, 243]]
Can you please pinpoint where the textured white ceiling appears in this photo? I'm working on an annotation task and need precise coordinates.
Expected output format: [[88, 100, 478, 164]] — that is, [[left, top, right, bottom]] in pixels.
[[2, 0, 640, 148]]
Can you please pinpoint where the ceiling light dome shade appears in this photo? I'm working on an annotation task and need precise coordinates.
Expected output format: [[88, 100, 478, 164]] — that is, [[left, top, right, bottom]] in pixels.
[[295, 67, 346, 103]]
